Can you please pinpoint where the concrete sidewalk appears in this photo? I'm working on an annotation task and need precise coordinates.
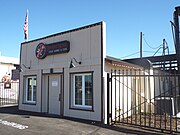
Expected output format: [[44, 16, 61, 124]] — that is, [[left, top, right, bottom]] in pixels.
[[0, 106, 167, 135]]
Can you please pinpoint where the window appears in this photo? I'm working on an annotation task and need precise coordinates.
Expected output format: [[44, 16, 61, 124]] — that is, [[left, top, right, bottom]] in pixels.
[[25, 76, 37, 103], [72, 73, 93, 109]]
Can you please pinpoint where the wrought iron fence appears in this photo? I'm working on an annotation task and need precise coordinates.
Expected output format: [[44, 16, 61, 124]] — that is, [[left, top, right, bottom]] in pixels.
[[0, 81, 19, 106], [107, 69, 180, 134]]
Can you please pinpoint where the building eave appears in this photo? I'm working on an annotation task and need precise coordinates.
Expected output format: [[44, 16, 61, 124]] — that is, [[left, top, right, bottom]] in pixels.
[[105, 56, 143, 70]]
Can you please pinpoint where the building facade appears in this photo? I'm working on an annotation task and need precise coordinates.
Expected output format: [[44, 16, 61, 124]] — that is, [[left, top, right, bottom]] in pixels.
[[0, 55, 19, 82], [0, 55, 19, 105], [19, 22, 106, 122], [19, 22, 152, 124]]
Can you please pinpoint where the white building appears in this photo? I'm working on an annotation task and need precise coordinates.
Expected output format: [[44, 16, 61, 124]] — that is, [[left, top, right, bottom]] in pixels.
[[0, 55, 19, 82], [19, 22, 156, 124], [0, 55, 19, 102]]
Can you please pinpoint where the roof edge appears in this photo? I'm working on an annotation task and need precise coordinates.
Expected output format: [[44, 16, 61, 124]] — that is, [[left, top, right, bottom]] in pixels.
[[106, 55, 143, 69], [21, 21, 104, 45]]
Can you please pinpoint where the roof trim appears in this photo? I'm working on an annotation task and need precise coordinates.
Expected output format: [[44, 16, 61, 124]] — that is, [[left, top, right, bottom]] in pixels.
[[21, 21, 103, 45], [105, 56, 143, 70]]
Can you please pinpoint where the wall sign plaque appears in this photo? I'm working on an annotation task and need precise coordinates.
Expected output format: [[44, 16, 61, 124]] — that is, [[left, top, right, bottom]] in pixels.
[[35, 40, 70, 59]]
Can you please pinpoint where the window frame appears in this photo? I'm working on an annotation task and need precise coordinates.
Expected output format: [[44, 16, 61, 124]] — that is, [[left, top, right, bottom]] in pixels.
[[70, 72, 93, 111], [25, 76, 37, 104]]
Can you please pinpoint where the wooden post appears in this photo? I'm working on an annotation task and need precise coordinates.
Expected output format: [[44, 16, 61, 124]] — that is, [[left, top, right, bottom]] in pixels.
[[140, 32, 142, 58]]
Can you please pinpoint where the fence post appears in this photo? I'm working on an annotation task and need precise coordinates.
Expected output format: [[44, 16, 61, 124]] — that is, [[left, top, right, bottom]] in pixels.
[[107, 73, 110, 125]]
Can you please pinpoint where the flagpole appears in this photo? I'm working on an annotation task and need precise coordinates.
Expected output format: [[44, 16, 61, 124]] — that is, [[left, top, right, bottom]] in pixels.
[[26, 9, 28, 42], [24, 9, 28, 42]]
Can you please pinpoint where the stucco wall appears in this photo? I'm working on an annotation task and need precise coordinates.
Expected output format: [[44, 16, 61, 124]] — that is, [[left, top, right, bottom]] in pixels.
[[19, 22, 106, 122]]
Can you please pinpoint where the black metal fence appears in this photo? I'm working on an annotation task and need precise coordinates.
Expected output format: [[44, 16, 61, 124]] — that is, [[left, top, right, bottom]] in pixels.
[[107, 69, 180, 134], [0, 82, 19, 106]]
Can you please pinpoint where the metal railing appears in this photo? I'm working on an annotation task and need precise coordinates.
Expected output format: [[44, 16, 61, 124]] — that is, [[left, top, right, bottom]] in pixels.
[[0, 82, 19, 106], [107, 69, 180, 134]]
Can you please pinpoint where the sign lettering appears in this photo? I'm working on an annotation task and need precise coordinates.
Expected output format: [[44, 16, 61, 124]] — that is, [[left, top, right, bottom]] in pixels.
[[35, 40, 70, 59]]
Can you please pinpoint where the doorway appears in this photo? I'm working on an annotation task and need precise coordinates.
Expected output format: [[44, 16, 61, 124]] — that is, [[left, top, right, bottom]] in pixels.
[[48, 74, 62, 115]]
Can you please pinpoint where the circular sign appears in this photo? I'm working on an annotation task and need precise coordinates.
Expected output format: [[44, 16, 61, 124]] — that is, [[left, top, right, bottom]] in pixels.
[[35, 43, 47, 59]]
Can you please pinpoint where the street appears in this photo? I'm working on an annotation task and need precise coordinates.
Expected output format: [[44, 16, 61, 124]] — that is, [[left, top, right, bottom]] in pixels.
[[0, 106, 173, 135]]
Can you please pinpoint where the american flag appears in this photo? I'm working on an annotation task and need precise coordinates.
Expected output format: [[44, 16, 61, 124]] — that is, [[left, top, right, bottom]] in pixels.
[[24, 10, 28, 41]]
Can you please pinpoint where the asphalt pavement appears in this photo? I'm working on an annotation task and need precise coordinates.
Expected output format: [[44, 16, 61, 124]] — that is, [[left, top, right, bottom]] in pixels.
[[0, 105, 170, 135]]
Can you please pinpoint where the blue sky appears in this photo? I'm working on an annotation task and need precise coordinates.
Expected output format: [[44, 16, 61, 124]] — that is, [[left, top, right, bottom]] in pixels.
[[0, 0, 179, 59]]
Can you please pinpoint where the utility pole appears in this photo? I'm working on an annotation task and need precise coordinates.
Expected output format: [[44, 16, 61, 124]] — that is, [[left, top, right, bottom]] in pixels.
[[174, 6, 180, 96], [140, 32, 142, 58], [162, 39, 166, 72], [174, 7, 180, 70]]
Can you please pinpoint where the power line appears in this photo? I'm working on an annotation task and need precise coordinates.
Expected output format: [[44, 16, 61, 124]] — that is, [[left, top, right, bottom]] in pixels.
[[144, 50, 175, 54], [143, 34, 162, 49], [121, 51, 154, 59], [121, 51, 140, 59], [121, 50, 175, 59]]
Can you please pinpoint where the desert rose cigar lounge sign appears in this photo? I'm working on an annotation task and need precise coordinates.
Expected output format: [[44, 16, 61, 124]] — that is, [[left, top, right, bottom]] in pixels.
[[35, 40, 70, 59]]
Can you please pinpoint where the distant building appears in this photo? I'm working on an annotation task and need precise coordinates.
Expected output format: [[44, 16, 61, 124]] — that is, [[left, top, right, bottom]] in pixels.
[[0, 55, 19, 82]]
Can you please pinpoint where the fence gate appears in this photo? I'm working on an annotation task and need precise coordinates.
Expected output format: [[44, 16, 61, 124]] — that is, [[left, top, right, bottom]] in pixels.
[[107, 69, 180, 134], [0, 82, 19, 106]]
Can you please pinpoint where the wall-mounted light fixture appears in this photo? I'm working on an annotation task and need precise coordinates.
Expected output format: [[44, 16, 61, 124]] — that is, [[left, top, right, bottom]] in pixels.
[[69, 57, 81, 68], [22, 64, 31, 69], [19, 64, 31, 72]]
